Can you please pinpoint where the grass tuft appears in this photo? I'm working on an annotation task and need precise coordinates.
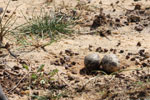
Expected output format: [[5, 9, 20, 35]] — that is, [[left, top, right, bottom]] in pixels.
[[14, 10, 74, 46], [0, 0, 17, 46]]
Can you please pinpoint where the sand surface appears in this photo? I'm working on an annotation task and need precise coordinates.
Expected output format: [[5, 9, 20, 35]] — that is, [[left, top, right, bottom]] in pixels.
[[0, 0, 150, 100]]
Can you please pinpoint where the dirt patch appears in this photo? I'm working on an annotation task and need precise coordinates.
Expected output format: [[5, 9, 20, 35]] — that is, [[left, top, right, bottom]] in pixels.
[[0, 0, 150, 100]]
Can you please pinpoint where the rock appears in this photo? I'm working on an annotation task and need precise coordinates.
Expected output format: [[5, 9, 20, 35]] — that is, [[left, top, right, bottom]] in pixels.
[[127, 15, 140, 23], [135, 25, 144, 32], [139, 49, 145, 56], [101, 54, 120, 73], [137, 42, 141, 47], [0, 85, 8, 100], [6, 10, 11, 13], [96, 47, 103, 53], [84, 53, 100, 70], [134, 4, 141, 10], [65, 49, 74, 56]]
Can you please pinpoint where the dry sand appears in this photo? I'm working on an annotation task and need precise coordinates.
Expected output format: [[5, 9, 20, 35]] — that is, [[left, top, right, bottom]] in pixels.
[[0, 0, 150, 100]]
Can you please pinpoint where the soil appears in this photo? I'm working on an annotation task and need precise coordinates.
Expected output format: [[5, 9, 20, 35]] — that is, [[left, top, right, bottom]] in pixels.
[[0, 0, 150, 100]]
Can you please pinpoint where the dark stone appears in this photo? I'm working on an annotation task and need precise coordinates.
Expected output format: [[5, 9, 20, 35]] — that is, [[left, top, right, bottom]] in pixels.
[[6, 10, 11, 13], [139, 10, 145, 14], [127, 15, 140, 23], [104, 49, 108, 53], [126, 55, 130, 59], [115, 18, 120, 22], [130, 57, 135, 61], [142, 62, 147, 67], [139, 49, 145, 56], [65, 49, 74, 56], [113, 49, 117, 54], [106, 30, 111, 35], [134, 4, 141, 10], [110, 48, 114, 52], [96, 47, 103, 53], [119, 50, 124, 53], [137, 42, 141, 47], [143, 23, 148, 27], [71, 61, 76, 65], [135, 25, 144, 32]]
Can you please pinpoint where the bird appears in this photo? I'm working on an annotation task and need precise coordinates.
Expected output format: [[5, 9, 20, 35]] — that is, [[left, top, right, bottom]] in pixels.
[[0, 85, 8, 100]]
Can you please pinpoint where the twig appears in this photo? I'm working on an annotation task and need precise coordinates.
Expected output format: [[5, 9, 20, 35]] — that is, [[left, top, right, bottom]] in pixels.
[[99, 32, 111, 41], [108, 75, 115, 82], [4, 69, 20, 76], [8, 72, 29, 94], [0, 43, 19, 58], [7, 49, 19, 58], [82, 75, 100, 89], [79, 30, 97, 35], [54, 65, 73, 90]]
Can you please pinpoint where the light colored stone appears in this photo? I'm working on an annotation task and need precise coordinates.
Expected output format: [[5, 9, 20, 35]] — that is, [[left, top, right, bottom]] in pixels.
[[101, 54, 120, 73], [84, 53, 100, 70]]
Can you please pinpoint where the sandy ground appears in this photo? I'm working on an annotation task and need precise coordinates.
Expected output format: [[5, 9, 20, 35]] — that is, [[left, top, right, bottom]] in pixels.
[[0, 0, 150, 100]]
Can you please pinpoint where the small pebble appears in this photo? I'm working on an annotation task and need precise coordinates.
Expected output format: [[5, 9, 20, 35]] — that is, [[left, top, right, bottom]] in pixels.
[[113, 49, 117, 54], [142, 62, 147, 67], [71, 61, 76, 65], [96, 47, 103, 53], [119, 50, 124, 53], [135, 25, 143, 32], [137, 42, 141, 47], [6, 10, 11, 13], [104, 49, 108, 53], [116, 42, 121, 47], [139, 49, 145, 56], [130, 57, 135, 61], [134, 4, 141, 10], [4, 15, 8, 17], [110, 48, 113, 52]]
